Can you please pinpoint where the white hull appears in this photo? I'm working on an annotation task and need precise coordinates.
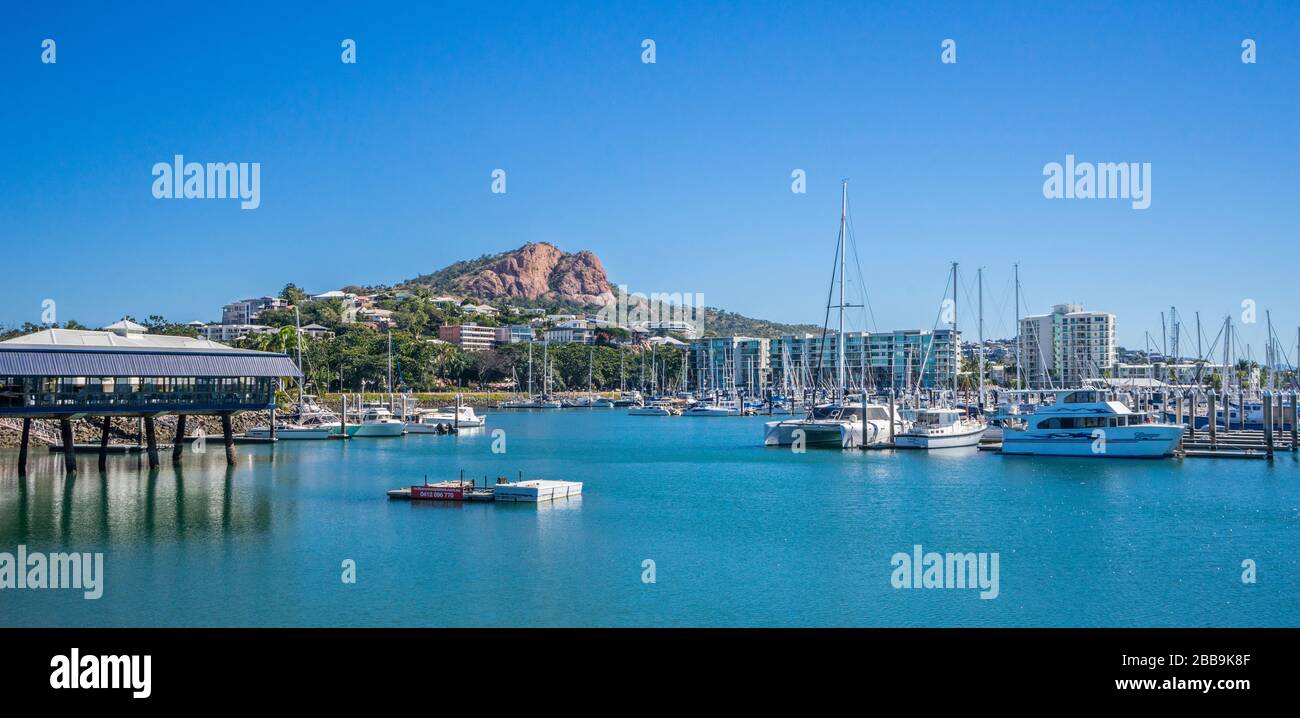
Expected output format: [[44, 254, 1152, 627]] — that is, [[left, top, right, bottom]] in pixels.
[[894, 425, 986, 449], [1001, 425, 1183, 458], [245, 426, 333, 440], [628, 407, 674, 416], [407, 415, 487, 431], [347, 422, 406, 437], [685, 406, 739, 417]]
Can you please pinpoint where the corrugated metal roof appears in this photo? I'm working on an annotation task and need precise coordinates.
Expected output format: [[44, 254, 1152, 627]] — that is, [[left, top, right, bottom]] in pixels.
[[2, 327, 246, 352], [0, 348, 301, 378]]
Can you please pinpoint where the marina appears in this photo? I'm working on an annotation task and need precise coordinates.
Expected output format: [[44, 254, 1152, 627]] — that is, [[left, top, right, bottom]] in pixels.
[[2, 407, 1296, 628]]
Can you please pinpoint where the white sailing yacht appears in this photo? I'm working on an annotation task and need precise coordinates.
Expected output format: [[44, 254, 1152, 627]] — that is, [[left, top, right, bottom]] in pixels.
[[763, 180, 906, 449], [894, 264, 987, 449]]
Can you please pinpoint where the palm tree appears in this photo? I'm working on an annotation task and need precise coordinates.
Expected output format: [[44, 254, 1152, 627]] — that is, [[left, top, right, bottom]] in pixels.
[[254, 326, 297, 355]]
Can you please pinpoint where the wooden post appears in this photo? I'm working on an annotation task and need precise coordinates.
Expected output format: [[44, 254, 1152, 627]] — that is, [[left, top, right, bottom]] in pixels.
[[98, 416, 110, 471], [1186, 391, 1195, 441], [59, 418, 77, 473], [172, 415, 187, 463], [221, 413, 236, 465], [144, 416, 160, 468], [17, 418, 30, 476]]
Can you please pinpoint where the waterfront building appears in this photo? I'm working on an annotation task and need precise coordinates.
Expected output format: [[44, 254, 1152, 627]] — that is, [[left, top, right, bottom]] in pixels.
[[633, 320, 700, 340], [766, 329, 959, 393], [494, 324, 535, 344], [688, 336, 769, 395], [201, 323, 274, 342], [438, 323, 497, 352], [544, 322, 595, 345], [221, 296, 287, 325], [0, 324, 299, 471], [1019, 304, 1117, 389]]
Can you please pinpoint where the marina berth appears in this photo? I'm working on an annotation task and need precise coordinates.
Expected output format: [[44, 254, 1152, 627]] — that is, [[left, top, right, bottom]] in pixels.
[[494, 479, 583, 503], [386, 474, 583, 503]]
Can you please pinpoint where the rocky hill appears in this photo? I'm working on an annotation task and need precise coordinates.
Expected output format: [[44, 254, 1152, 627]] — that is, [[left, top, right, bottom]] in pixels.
[[405, 242, 614, 306], [401, 242, 822, 339]]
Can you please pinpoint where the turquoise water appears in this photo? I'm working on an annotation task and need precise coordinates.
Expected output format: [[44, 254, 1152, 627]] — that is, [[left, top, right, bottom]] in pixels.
[[1, 410, 1297, 627]]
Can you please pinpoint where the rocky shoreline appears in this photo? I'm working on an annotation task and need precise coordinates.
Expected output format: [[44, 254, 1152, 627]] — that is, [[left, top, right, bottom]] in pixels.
[[0, 412, 272, 448]]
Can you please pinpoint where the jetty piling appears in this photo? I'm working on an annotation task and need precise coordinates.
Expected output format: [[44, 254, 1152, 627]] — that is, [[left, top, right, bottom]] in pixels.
[[98, 417, 110, 471], [222, 414, 236, 465], [144, 416, 160, 468], [172, 415, 187, 463], [59, 418, 77, 473], [17, 418, 30, 476]]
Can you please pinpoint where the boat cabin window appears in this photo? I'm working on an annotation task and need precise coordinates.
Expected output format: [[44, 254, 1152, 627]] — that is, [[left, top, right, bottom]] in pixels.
[[810, 405, 843, 420], [1061, 391, 1101, 404], [1038, 416, 1109, 429], [865, 407, 890, 421]]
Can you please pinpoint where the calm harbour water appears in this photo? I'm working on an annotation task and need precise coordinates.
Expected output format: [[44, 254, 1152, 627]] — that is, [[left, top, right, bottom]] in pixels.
[[1, 410, 1297, 627]]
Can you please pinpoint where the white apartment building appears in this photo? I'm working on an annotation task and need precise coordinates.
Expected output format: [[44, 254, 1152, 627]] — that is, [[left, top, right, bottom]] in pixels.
[[1018, 304, 1117, 388]]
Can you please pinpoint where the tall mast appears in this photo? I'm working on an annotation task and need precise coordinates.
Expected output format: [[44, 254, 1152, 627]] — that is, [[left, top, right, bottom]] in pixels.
[[527, 340, 534, 398], [1266, 310, 1275, 390], [837, 179, 847, 399], [977, 267, 985, 407], [294, 305, 304, 411], [951, 261, 959, 398], [1014, 263, 1021, 390]]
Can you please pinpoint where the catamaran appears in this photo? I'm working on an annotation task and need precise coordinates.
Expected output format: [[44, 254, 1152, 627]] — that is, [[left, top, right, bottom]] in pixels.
[[761, 180, 906, 448], [764, 399, 907, 448], [1001, 389, 1184, 458]]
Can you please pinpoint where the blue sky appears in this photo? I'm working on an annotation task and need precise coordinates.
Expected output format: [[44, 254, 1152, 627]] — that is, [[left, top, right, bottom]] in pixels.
[[2, 1, 1297, 356]]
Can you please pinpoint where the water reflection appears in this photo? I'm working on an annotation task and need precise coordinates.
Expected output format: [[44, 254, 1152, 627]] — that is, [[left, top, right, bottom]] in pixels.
[[0, 450, 273, 546]]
